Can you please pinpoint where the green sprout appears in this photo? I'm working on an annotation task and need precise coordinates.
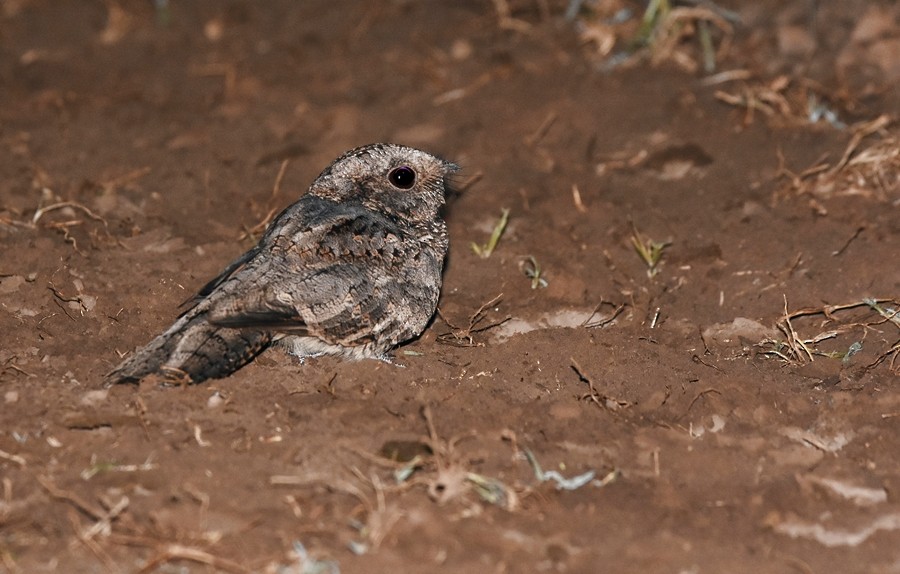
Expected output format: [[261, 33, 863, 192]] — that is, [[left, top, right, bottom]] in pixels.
[[865, 299, 900, 328], [633, 0, 671, 47], [471, 208, 510, 259], [466, 472, 517, 510], [630, 0, 729, 73], [630, 224, 670, 278], [520, 256, 548, 289], [819, 341, 863, 362]]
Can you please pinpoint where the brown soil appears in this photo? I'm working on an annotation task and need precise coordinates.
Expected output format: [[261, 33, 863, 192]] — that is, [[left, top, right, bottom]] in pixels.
[[2, 1, 899, 573]]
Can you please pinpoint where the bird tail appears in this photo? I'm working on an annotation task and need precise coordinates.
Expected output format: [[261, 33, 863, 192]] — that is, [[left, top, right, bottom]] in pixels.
[[106, 308, 272, 385]]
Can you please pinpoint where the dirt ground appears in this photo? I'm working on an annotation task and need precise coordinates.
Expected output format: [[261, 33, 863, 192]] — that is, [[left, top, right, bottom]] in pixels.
[[1, 1, 899, 572]]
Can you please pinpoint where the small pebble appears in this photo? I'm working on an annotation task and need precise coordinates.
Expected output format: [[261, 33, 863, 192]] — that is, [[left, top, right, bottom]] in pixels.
[[777, 25, 816, 58], [80, 389, 109, 407], [207, 391, 226, 409], [450, 39, 473, 61]]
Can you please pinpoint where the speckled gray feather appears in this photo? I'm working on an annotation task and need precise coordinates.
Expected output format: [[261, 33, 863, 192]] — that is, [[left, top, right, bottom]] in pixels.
[[107, 143, 457, 384]]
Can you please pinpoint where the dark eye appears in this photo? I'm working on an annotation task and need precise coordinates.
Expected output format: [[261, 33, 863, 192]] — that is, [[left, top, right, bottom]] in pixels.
[[388, 166, 417, 189]]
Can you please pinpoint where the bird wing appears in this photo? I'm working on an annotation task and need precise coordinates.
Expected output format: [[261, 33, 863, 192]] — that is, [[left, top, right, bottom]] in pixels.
[[178, 244, 262, 311], [202, 203, 404, 344], [178, 201, 304, 311]]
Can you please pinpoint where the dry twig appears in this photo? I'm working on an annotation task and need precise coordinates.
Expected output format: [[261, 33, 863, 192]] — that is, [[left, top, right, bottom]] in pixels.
[[757, 297, 900, 373], [437, 294, 509, 346], [570, 358, 630, 410], [773, 115, 898, 206], [239, 159, 290, 241], [138, 544, 249, 574]]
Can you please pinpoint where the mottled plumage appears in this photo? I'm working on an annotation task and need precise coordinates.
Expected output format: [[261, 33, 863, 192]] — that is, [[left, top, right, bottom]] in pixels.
[[108, 143, 457, 384]]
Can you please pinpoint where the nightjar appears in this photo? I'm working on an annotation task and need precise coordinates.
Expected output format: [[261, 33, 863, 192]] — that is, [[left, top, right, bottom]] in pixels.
[[108, 143, 457, 384]]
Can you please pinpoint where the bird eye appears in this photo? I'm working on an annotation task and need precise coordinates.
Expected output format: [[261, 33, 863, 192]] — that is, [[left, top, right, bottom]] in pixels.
[[388, 166, 417, 189]]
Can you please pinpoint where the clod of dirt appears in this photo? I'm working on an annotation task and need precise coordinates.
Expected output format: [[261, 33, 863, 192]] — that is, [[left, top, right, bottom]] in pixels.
[[490, 309, 604, 342], [798, 474, 888, 507], [777, 25, 817, 58], [79, 389, 109, 407], [838, 4, 900, 84], [702, 317, 777, 347], [379, 440, 433, 463], [642, 142, 714, 180], [0, 274, 26, 294]]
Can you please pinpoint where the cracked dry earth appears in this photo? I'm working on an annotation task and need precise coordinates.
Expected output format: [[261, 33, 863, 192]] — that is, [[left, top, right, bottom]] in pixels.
[[1, 1, 899, 573]]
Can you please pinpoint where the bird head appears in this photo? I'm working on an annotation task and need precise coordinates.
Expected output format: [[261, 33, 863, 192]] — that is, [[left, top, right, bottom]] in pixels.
[[308, 143, 459, 223]]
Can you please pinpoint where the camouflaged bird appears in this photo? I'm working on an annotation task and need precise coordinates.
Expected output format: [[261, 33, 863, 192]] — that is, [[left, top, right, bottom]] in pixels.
[[108, 143, 457, 384]]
